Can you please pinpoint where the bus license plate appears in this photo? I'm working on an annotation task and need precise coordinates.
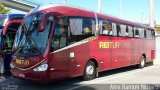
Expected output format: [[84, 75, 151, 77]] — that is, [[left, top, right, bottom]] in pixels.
[[19, 73, 25, 78]]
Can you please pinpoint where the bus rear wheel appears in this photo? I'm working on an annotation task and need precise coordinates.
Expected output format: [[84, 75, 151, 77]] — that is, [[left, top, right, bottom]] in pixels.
[[83, 61, 96, 80], [139, 56, 145, 68]]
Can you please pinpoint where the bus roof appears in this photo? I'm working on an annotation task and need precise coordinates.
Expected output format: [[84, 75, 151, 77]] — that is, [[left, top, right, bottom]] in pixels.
[[29, 4, 153, 29], [0, 14, 25, 19]]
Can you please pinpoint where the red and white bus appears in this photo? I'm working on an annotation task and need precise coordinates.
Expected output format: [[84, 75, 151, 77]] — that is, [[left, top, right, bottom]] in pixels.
[[11, 4, 155, 83]]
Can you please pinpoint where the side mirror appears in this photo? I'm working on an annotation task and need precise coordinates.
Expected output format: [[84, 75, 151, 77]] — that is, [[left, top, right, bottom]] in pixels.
[[3, 20, 22, 36], [38, 14, 46, 32], [38, 12, 61, 32]]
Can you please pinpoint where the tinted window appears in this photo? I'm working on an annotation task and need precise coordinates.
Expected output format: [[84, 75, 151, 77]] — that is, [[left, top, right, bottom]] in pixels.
[[119, 24, 127, 37], [146, 29, 155, 39], [134, 28, 140, 38], [99, 20, 112, 36], [144, 29, 147, 38], [146, 30, 152, 39], [69, 17, 95, 45], [128, 26, 133, 37], [151, 30, 155, 38], [138, 28, 144, 38], [117, 24, 121, 36], [4, 30, 16, 51], [111, 22, 117, 36], [83, 18, 94, 35], [51, 18, 67, 51]]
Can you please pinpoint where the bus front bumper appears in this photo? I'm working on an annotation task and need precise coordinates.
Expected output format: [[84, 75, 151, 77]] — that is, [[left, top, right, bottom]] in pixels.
[[11, 69, 50, 83]]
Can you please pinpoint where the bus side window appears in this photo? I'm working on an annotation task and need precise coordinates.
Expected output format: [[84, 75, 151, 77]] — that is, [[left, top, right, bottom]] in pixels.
[[100, 20, 112, 35], [151, 30, 155, 38], [134, 28, 140, 38], [139, 28, 144, 38], [126, 26, 129, 37], [69, 18, 83, 44], [69, 17, 95, 44], [51, 18, 67, 51], [83, 18, 93, 35], [4, 34, 12, 50], [82, 18, 95, 39], [117, 24, 126, 37], [99, 20, 103, 35], [144, 29, 147, 38], [112, 22, 117, 36], [119, 24, 127, 37], [117, 24, 121, 36], [4, 22, 20, 52], [146, 29, 152, 39], [128, 26, 133, 37]]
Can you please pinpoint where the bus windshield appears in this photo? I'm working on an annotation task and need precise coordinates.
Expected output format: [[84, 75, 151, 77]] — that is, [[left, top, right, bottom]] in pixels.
[[13, 26, 24, 52], [13, 14, 54, 56]]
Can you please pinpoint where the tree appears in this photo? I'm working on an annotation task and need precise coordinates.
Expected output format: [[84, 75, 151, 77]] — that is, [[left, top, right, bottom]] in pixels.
[[0, 3, 10, 14]]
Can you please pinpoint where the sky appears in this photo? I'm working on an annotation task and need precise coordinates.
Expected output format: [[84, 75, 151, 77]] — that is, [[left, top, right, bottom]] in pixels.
[[10, 0, 160, 25]]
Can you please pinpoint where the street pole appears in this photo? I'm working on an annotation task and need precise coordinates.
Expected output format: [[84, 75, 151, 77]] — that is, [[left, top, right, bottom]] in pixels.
[[141, 13, 144, 24], [119, 0, 122, 18], [149, 0, 155, 27], [98, 0, 102, 13], [63, 0, 66, 4]]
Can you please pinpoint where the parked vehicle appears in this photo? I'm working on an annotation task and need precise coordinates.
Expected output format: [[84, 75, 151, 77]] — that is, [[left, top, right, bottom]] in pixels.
[[0, 14, 24, 73], [11, 4, 155, 83]]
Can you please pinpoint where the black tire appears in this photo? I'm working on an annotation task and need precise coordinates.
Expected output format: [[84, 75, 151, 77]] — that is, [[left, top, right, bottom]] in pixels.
[[148, 61, 154, 65], [139, 56, 146, 68], [83, 61, 96, 81]]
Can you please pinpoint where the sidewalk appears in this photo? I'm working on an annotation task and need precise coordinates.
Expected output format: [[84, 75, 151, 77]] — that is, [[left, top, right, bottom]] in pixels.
[[154, 58, 160, 65]]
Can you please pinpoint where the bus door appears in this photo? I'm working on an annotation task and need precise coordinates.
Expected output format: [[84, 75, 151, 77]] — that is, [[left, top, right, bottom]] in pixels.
[[50, 17, 69, 79], [2, 20, 22, 71]]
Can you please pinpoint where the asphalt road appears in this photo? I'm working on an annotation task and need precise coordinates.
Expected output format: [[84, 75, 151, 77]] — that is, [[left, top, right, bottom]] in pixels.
[[1, 60, 160, 90]]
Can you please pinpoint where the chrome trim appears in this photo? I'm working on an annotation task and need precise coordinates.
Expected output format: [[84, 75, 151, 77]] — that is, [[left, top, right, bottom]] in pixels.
[[12, 59, 46, 71]]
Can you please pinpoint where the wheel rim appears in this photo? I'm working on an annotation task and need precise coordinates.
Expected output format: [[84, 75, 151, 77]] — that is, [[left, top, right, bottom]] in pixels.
[[141, 58, 145, 67], [86, 65, 94, 75]]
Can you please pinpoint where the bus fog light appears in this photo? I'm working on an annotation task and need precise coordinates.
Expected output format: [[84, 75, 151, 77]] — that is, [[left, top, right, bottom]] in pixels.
[[33, 64, 48, 72]]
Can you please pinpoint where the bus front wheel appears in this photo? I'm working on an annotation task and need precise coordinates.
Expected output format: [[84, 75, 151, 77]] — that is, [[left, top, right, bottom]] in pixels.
[[139, 56, 146, 68], [83, 61, 96, 80]]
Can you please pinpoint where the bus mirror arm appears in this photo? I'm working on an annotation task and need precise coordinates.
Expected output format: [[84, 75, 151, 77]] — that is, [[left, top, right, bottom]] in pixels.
[[38, 14, 46, 32], [92, 11, 99, 36]]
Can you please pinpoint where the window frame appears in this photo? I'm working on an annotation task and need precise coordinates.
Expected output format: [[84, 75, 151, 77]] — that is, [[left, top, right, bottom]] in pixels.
[[51, 17, 68, 51]]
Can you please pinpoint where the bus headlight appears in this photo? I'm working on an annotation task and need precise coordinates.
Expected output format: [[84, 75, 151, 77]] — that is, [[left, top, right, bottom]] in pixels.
[[10, 63, 14, 68], [33, 64, 48, 72]]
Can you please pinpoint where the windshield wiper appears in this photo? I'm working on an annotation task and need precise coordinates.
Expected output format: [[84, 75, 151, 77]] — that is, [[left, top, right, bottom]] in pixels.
[[14, 45, 26, 56], [15, 46, 42, 56], [28, 47, 42, 55]]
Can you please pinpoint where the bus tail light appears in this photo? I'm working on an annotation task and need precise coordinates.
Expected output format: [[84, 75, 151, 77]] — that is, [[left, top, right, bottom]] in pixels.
[[33, 64, 48, 72]]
